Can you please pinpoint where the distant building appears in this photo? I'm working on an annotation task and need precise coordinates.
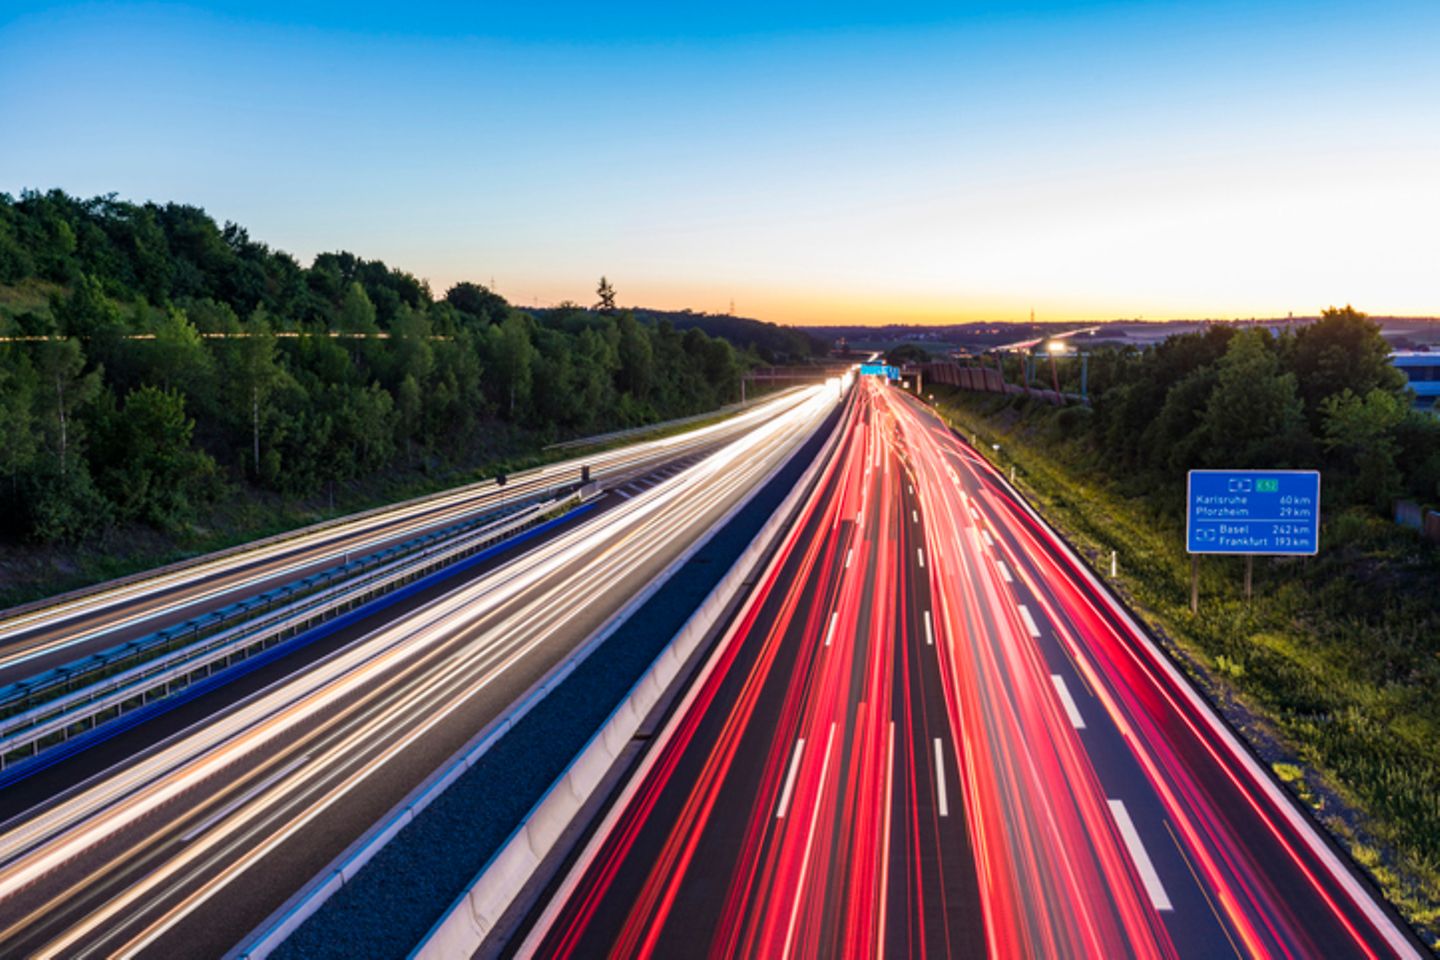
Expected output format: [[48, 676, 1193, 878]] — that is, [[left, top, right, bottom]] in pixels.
[[1392, 352, 1440, 411]]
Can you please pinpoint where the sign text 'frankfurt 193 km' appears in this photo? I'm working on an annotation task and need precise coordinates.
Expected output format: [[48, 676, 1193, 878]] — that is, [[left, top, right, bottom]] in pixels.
[[1186, 470, 1321, 556]]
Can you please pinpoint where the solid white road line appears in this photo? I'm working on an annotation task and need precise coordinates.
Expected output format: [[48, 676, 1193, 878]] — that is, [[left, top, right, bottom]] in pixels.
[[1017, 603, 1042, 639], [933, 738, 949, 817], [1108, 799, 1174, 911], [824, 611, 838, 648], [1050, 674, 1087, 730], [996, 559, 1014, 582], [924, 610, 934, 646], [776, 739, 806, 818]]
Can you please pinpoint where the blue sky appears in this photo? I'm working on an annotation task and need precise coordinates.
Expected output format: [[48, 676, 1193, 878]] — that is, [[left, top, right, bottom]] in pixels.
[[2, 2, 1437, 324]]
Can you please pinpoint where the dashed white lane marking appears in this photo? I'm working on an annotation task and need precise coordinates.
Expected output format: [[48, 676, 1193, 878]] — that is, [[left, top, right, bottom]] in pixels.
[[924, 610, 934, 646], [1050, 674, 1087, 729], [824, 611, 838, 647], [908, 485, 914, 495], [1018, 603, 1042, 638], [981, 530, 995, 547], [933, 739, 949, 817], [776, 738, 806, 818], [845, 548, 853, 569], [781, 724, 838, 958], [615, 489, 631, 500], [912, 509, 918, 523], [996, 559, 1014, 582], [1108, 799, 1174, 911], [917, 548, 925, 569]]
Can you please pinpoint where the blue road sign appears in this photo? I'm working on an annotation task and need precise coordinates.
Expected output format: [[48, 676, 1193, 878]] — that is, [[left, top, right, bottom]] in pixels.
[[1186, 470, 1320, 555], [859, 363, 900, 380]]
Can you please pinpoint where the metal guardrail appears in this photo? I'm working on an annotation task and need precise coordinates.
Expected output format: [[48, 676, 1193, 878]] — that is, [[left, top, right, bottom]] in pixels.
[[0, 484, 601, 775], [0, 489, 557, 720]]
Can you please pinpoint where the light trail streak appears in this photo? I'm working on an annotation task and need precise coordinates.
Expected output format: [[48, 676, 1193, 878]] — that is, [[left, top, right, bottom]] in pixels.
[[524, 376, 1421, 960], [0, 386, 838, 958], [0, 390, 821, 674]]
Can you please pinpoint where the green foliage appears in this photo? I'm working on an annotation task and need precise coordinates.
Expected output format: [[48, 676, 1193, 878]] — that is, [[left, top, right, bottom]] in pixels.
[[89, 386, 219, 529], [0, 189, 756, 543], [1320, 388, 1407, 510]]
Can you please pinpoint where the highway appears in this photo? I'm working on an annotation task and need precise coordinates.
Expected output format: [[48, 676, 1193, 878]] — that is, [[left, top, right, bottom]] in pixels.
[[0, 392, 807, 687], [522, 377, 1423, 959], [0, 384, 840, 958]]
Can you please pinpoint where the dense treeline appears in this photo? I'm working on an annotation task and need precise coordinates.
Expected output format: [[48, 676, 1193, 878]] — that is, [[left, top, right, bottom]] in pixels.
[[1012, 308, 1440, 516], [0, 189, 761, 543]]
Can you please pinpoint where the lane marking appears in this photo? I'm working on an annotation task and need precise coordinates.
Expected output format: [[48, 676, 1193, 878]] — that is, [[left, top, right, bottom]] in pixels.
[[877, 722, 895, 956], [181, 754, 310, 842], [845, 548, 853, 569], [933, 738, 949, 817], [912, 509, 918, 523], [908, 485, 914, 495], [981, 530, 994, 548], [923, 610, 934, 646], [782, 723, 838, 959], [996, 559, 1014, 583], [1017, 603, 1042, 639], [1108, 799, 1174, 911], [1050, 674, 1087, 729], [916, 548, 925, 569], [776, 739, 806, 818], [614, 489, 631, 500], [824, 611, 838, 647]]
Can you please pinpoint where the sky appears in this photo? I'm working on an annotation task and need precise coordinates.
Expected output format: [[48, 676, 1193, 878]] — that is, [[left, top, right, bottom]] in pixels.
[[2, 1, 1437, 326]]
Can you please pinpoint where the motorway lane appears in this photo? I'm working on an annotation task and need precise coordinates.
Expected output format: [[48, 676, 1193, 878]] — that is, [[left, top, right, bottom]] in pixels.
[[885, 384, 1422, 958], [524, 377, 1422, 960], [522, 381, 985, 959], [0, 391, 811, 686], [0, 449, 690, 820], [0, 385, 839, 959]]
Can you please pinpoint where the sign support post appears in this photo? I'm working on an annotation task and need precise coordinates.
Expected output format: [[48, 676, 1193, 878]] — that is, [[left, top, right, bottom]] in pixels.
[[1190, 556, 1199, 614]]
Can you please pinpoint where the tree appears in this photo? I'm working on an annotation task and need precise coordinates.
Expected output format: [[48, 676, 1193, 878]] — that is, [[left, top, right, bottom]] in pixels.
[[90, 386, 218, 528], [32, 337, 101, 476], [148, 307, 212, 397], [444, 282, 507, 325], [491, 312, 535, 419], [615, 313, 653, 401], [223, 309, 285, 478], [1200, 330, 1311, 469], [1288, 306, 1406, 424], [595, 276, 617, 314], [1319, 388, 1406, 510]]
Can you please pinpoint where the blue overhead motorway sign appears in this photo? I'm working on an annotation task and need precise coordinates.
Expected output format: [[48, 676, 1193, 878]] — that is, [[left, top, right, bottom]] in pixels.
[[1186, 470, 1320, 555]]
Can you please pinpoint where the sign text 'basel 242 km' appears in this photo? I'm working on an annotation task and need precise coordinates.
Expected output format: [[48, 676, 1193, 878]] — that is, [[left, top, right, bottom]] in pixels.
[[1186, 469, 1321, 556]]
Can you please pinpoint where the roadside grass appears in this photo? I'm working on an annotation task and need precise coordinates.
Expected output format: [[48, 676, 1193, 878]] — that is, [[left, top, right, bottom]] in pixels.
[[928, 384, 1440, 944], [0, 279, 61, 326]]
